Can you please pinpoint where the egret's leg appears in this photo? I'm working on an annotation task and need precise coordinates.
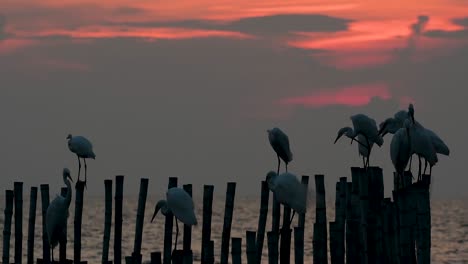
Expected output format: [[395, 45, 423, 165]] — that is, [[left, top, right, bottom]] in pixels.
[[429, 165, 432, 177], [174, 218, 179, 251], [289, 210, 296, 226], [51, 247, 54, 262], [365, 136, 371, 169], [362, 156, 366, 168], [77, 155, 81, 181], [277, 155, 280, 175], [423, 160, 428, 178], [418, 156, 422, 180], [409, 155, 413, 171]]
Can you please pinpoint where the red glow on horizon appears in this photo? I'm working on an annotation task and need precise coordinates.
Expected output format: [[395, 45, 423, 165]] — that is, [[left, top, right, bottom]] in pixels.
[[279, 83, 392, 107]]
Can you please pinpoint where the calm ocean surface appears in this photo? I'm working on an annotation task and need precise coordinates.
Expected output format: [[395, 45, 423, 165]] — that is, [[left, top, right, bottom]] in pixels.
[[0, 196, 467, 263]]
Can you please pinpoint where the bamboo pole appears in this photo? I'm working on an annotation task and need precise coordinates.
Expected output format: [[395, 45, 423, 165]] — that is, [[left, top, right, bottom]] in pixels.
[[267, 231, 278, 264], [231, 237, 242, 264], [329, 221, 339, 264], [201, 185, 214, 263], [132, 178, 149, 264], [59, 187, 68, 262], [280, 208, 292, 264], [313, 174, 327, 264], [27, 187, 38, 264], [203, 241, 214, 264], [246, 231, 257, 264], [255, 181, 269, 264], [40, 184, 50, 263], [357, 168, 369, 264], [163, 177, 178, 264], [102, 180, 113, 264], [182, 184, 193, 264], [416, 175, 431, 264], [172, 250, 184, 264], [114, 175, 125, 264], [14, 182, 23, 264], [346, 171, 361, 264], [3, 190, 14, 264], [220, 182, 236, 264], [150, 252, 161, 264], [74, 181, 86, 263]]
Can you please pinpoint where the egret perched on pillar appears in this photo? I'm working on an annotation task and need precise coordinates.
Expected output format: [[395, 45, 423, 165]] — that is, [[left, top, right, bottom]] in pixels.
[[151, 187, 197, 252], [46, 168, 73, 262], [266, 171, 306, 227], [267, 127, 293, 175], [67, 134, 95, 187], [387, 125, 411, 187]]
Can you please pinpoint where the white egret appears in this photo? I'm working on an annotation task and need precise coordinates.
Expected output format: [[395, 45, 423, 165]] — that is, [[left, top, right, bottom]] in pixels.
[[334, 114, 384, 168], [266, 171, 306, 227], [151, 187, 197, 251], [46, 168, 73, 262], [67, 134, 96, 186], [334, 127, 374, 167], [267, 127, 293, 175], [389, 126, 412, 187]]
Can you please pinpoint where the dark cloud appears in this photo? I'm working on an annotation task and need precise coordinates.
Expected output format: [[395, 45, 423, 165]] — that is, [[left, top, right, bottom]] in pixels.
[[107, 14, 351, 35], [452, 17, 468, 28], [424, 17, 468, 39], [410, 15, 429, 35]]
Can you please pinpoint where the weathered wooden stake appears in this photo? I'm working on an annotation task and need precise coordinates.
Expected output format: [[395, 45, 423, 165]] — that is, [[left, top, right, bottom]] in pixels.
[[231, 237, 242, 264], [74, 181, 86, 263], [329, 221, 339, 264], [201, 185, 214, 264], [102, 180, 113, 264], [293, 227, 304, 264], [2, 190, 14, 264], [27, 187, 38, 264], [132, 178, 149, 264], [163, 177, 178, 264], [203, 240, 214, 264], [182, 184, 193, 264], [416, 175, 431, 264], [255, 181, 269, 264], [59, 187, 68, 262], [246, 231, 257, 264], [357, 168, 369, 264], [150, 252, 162, 264], [368, 167, 384, 263], [14, 182, 23, 264], [313, 174, 327, 264], [220, 182, 236, 264], [267, 231, 278, 264], [40, 184, 50, 263], [114, 175, 125, 264]]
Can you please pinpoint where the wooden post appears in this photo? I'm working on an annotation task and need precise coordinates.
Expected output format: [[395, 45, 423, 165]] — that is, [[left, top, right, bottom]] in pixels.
[[336, 177, 347, 264], [203, 240, 214, 264], [14, 182, 23, 264], [294, 175, 308, 264], [163, 177, 178, 264], [201, 185, 214, 263], [255, 181, 269, 264], [394, 185, 412, 263], [416, 175, 431, 264], [182, 184, 193, 264], [246, 231, 257, 264], [279, 226, 292, 264], [313, 174, 327, 264], [329, 221, 338, 264], [220, 182, 236, 264], [267, 231, 278, 264], [232, 237, 242, 264], [27, 187, 38, 264], [368, 167, 384, 263], [346, 171, 361, 264], [74, 181, 86, 263], [171, 250, 184, 264], [114, 175, 124, 264], [293, 227, 304, 264], [132, 178, 149, 264], [357, 168, 369, 264], [2, 190, 14, 264], [40, 184, 50, 263], [102, 180, 113, 264], [59, 187, 68, 262], [150, 252, 162, 264]]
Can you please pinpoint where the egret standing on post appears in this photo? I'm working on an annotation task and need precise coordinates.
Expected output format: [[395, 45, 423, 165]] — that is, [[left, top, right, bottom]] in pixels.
[[46, 168, 73, 262], [67, 134, 95, 187], [267, 127, 293, 175], [386, 125, 411, 187], [151, 187, 197, 252], [266, 171, 307, 227]]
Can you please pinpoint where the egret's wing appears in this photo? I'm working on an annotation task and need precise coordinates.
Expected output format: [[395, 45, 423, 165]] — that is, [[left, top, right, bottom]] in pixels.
[[69, 136, 95, 157], [270, 128, 293, 163], [390, 129, 411, 173], [274, 173, 306, 213], [46, 196, 68, 248], [425, 129, 449, 156], [167, 188, 197, 225], [394, 110, 408, 123]]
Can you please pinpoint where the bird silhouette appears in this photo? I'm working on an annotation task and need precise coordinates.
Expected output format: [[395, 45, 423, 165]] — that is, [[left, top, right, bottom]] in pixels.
[[46, 168, 73, 262], [389, 125, 412, 187], [151, 187, 197, 252], [67, 134, 95, 187], [267, 127, 293, 175]]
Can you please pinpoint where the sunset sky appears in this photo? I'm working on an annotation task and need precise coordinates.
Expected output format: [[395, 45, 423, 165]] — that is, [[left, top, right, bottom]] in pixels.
[[1, 0, 467, 198]]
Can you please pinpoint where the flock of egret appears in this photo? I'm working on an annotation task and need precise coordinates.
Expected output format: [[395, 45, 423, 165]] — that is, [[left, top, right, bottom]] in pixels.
[[45, 103, 448, 260]]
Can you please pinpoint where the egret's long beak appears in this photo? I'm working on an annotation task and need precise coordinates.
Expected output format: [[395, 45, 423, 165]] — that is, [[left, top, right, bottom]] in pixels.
[[151, 201, 163, 223], [350, 137, 355, 145], [334, 134, 341, 144]]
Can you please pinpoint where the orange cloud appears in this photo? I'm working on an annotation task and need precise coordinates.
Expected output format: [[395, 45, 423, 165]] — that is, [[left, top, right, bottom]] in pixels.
[[279, 83, 391, 107], [0, 38, 37, 55]]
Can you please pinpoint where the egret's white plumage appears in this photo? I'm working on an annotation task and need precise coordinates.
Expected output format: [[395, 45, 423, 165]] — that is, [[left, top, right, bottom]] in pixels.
[[67, 134, 95, 185], [266, 171, 306, 214], [334, 114, 383, 168], [390, 126, 411, 187], [151, 187, 197, 251], [405, 119, 438, 179], [46, 168, 73, 261], [267, 127, 293, 174]]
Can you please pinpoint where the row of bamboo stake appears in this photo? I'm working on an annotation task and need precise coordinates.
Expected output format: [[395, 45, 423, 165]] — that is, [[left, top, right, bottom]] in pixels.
[[2, 166, 431, 264]]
